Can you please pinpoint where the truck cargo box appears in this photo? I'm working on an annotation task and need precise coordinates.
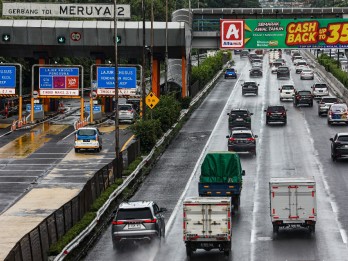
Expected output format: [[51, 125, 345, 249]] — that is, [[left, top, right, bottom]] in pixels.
[[270, 177, 316, 236], [183, 197, 232, 257], [199, 152, 243, 183]]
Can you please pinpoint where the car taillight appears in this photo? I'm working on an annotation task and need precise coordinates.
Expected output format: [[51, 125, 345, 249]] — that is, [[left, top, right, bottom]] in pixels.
[[75, 135, 77, 141], [229, 138, 235, 142], [282, 112, 286, 116], [95, 135, 98, 141], [296, 95, 301, 99], [143, 219, 157, 223], [112, 221, 125, 225], [247, 138, 255, 142]]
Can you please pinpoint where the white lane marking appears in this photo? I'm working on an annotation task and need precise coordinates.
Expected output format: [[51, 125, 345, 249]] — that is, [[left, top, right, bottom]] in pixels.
[[331, 201, 338, 213], [303, 115, 348, 245], [0, 176, 38, 177], [0, 170, 43, 172], [250, 58, 268, 253], [165, 68, 247, 234], [340, 229, 348, 244]]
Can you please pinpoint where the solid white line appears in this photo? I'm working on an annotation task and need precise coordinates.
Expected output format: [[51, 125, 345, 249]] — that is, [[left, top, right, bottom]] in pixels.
[[331, 201, 338, 213], [165, 68, 247, 233], [340, 229, 348, 244], [0, 170, 43, 172], [0, 176, 38, 177]]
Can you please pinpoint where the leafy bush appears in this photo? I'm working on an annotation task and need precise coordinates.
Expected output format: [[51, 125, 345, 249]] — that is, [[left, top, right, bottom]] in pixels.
[[318, 54, 348, 89], [131, 119, 162, 153], [122, 157, 143, 176], [180, 96, 192, 109]]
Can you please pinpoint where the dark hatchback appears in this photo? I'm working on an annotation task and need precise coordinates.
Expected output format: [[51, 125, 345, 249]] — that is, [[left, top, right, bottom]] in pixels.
[[293, 90, 314, 107], [265, 105, 287, 125], [330, 133, 348, 161], [249, 68, 263, 78], [277, 66, 290, 79], [241, 81, 259, 95], [226, 129, 258, 156], [227, 109, 253, 129]]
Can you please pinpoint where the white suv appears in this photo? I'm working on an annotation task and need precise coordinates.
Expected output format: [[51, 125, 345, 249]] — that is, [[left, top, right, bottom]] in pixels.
[[312, 83, 329, 98], [279, 84, 295, 101], [118, 103, 137, 123]]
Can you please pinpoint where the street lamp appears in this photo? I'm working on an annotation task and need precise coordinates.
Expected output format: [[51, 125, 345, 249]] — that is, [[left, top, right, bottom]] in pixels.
[[114, 0, 120, 178]]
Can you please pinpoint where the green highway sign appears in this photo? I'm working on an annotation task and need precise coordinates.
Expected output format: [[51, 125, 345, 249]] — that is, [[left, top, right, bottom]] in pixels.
[[57, 36, 66, 44], [114, 36, 121, 44], [2, 34, 10, 42]]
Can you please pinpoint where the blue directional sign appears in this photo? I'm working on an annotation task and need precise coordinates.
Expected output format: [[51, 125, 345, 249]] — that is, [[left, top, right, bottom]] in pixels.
[[97, 67, 137, 89], [0, 66, 16, 88], [85, 105, 101, 112], [39, 67, 79, 89], [26, 104, 43, 112]]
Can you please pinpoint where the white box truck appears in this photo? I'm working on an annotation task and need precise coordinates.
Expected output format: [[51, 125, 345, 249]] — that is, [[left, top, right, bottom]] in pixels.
[[183, 197, 232, 257], [270, 177, 317, 237]]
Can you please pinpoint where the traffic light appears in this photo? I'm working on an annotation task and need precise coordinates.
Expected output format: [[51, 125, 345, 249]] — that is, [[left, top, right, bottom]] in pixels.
[[2, 34, 10, 42], [57, 36, 66, 44]]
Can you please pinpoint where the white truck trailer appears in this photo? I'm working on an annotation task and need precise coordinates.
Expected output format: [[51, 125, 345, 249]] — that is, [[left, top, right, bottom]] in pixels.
[[270, 177, 317, 237], [183, 197, 232, 257]]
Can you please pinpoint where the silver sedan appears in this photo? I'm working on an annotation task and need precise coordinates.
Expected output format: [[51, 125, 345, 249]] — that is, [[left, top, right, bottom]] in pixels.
[[300, 69, 314, 80]]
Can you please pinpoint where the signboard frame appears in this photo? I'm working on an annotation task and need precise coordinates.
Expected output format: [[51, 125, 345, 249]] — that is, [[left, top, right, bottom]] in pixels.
[[0, 65, 16, 95]]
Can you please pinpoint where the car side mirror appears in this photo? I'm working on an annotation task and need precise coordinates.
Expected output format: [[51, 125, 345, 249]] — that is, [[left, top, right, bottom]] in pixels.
[[159, 207, 167, 213], [226, 135, 230, 138], [254, 135, 258, 138], [227, 113, 230, 115], [250, 113, 254, 115], [242, 170, 246, 176], [330, 138, 334, 141], [263, 109, 267, 112]]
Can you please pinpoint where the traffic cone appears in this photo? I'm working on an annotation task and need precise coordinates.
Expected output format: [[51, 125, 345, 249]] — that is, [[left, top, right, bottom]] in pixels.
[[18, 120, 22, 128]]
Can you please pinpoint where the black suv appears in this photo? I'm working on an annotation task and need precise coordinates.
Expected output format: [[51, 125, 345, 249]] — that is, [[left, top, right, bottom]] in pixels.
[[277, 66, 290, 79], [227, 109, 253, 129], [241, 81, 259, 95], [264, 105, 287, 125], [249, 68, 263, 78], [330, 133, 348, 161], [293, 90, 314, 107], [111, 201, 167, 249]]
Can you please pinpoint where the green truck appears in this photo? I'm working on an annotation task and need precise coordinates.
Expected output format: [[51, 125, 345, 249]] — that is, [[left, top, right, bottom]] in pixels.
[[198, 152, 245, 211]]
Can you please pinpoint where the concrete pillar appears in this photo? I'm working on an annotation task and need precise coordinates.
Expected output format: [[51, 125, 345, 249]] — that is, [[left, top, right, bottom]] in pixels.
[[152, 58, 160, 97]]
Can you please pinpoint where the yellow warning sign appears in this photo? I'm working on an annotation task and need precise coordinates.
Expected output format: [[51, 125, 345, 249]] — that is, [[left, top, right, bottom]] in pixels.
[[145, 92, 159, 109]]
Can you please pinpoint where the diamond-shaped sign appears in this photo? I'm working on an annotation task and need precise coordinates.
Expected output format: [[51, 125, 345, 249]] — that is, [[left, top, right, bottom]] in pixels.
[[145, 92, 159, 109]]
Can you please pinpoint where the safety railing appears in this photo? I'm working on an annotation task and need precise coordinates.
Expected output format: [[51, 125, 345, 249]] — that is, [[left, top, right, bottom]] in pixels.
[[4, 139, 140, 261], [192, 18, 220, 31]]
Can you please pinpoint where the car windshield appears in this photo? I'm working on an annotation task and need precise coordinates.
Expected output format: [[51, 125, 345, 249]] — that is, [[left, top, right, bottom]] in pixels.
[[302, 70, 312, 73], [267, 106, 285, 112], [116, 208, 153, 220], [278, 67, 289, 72], [230, 111, 248, 116], [331, 105, 347, 112], [119, 105, 132, 111], [77, 129, 96, 136], [273, 62, 282, 67], [282, 85, 294, 90], [338, 136, 348, 142], [298, 91, 311, 95], [315, 84, 327, 88], [244, 82, 256, 86], [297, 62, 307, 66], [322, 98, 337, 103], [232, 133, 252, 139], [226, 69, 235, 72]]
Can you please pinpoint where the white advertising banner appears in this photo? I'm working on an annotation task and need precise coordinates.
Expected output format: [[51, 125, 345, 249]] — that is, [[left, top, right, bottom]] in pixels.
[[40, 89, 79, 96], [2, 3, 130, 19], [0, 88, 15, 95], [97, 88, 137, 96]]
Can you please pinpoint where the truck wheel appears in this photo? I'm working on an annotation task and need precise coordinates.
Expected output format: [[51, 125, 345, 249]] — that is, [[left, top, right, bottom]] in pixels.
[[224, 242, 232, 256], [232, 197, 240, 212], [273, 224, 279, 239], [75, 148, 79, 153], [186, 246, 193, 257]]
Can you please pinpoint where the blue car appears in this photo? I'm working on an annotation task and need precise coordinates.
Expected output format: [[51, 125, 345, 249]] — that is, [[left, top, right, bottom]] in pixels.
[[224, 68, 237, 79]]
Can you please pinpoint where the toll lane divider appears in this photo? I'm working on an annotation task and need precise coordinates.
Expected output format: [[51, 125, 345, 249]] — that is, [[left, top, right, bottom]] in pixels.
[[53, 62, 230, 261]]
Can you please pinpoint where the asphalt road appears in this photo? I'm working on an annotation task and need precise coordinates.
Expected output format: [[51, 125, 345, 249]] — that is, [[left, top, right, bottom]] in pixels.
[[84, 53, 348, 261], [0, 120, 133, 214]]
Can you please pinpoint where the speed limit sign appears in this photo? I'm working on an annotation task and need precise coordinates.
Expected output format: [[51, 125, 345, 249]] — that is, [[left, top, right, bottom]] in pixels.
[[70, 32, 81, 41]]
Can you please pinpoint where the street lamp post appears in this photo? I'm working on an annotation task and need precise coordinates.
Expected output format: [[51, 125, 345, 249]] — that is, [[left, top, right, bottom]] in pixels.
[[142, 0, 146, 120], [114, 0, 120, 178]]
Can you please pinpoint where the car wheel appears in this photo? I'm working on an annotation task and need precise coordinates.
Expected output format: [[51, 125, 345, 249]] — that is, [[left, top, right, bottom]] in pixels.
[[318, 112, 321, 116], [280, 97, 282, 101], [331, 152, 337, 161], [75, 148, 79, 153], [328, 120, 331, 125], [266, 120, 269, 125], [309, 102, 313, 107], [284, 120, 287, 125]]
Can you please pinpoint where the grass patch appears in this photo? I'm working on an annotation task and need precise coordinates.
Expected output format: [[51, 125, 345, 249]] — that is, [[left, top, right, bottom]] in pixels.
[[48, 178, 123, 255], [122, 157, 143, 176]]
